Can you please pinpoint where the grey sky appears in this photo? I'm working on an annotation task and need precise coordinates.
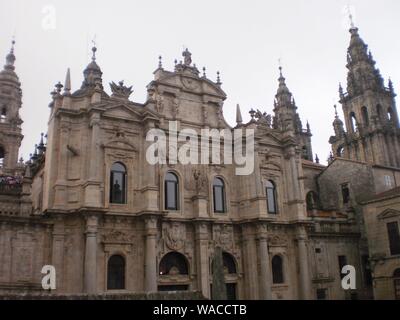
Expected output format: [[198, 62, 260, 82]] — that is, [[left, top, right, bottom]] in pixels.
[[1, 0, 399, 163]]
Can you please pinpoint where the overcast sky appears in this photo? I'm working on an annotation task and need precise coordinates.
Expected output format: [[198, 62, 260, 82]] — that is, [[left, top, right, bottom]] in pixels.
[[1, 0, 399, 163]]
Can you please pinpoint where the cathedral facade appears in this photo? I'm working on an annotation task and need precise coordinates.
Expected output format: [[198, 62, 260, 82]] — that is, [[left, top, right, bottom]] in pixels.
[[0, 26, 399, 300]]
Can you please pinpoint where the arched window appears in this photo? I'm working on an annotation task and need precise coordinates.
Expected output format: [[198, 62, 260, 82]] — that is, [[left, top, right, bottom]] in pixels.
[[0, 107, 6, 123], [110, 162, 127, 204], [211, 252, 238, 300], [107, 255, 125, 290], [222, 252, 237, 275], [388, 107, 394, 122], [165, 172, 179, 210], [361, 107, 369, 126], [213, 177, 226, 213], [337, 146, 344, 157], [306, 191, 319, 211], [272, 255, 284, 284], [159, 252, 189, 276], [266, 180, 278, 214], [350, 112, 358, 132], [377, 105, 383, 121], [394, 269, 400, 300]]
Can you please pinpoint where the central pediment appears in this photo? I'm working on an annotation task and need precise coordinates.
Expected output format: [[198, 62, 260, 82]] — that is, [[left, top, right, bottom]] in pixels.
[[102, 104, 143, 121]]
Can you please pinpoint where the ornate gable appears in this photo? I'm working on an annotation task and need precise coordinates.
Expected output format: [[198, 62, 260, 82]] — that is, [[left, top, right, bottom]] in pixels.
[[377, 209, 400, 220]]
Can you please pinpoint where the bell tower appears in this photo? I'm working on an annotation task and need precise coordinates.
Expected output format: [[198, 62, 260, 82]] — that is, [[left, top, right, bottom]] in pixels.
[[0, 40, 24, 174], [330, 27, 400, 167]]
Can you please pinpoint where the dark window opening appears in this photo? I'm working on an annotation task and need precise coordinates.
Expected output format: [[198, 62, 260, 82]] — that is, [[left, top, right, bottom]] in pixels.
[[110, 162, 127, 204], [387, 222, 400, 256], [0, 107, 6, 123], [394, 269, 400, 300], [266, 180, 278, 214], [306, 191, 319, 211], [0, 146, 4, 168], [341, 184, 350, 205], [165, 172, 179, 210], [337, 146, 344, 157], [377, 105, 383, 121], [316, 288, 327, 300], [272, 255, 284, 284], [107, 255, 125, 290], [350, 112, 358, 132], [159, 252, 189, 276], [158, 285, 188, 292], [213, 177, 226, 213], [338, 255, 348, 280], [361, 106, 369, 126], [362, 255, 373, 286]]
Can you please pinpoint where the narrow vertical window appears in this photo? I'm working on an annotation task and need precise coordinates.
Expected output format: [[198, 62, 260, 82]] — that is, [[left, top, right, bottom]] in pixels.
[[272, 255, 284, 284], [341, 184, 350, 205], [387, 222, 400, 256], [266, 180, 278, 214], [110, 162, 127, 204], [361, 107, 369, 126], [165, 172, 179, 210], [213, 177, 226, 213], [107, 255, 125, 290]]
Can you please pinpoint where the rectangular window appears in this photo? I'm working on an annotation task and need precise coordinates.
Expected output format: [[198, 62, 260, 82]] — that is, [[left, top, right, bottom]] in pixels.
[[387, 222, 400, 256], [341, 184, 350, 205], [166, 181, 178, 210], [213, 186, 225, 213], [384, 175, 393, 188], [316, 289, 327, 300], [338, 255, 347, 279]]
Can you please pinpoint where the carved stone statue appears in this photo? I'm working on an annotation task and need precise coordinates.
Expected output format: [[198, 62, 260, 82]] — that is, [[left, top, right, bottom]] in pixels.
[[182, 48, 192, 66]]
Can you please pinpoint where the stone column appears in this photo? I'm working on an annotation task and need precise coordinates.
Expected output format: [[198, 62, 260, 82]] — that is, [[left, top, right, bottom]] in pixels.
[[297, 227, 312, 300], [195, 222, 210, 298], [54, 119, 69, 208], [89, 115, 101, 181], [257, 225, 272, 300], [144, 217, 158, 292], [241, 224, 259, 299], [52, 217, 65, 292], [84, 115, 102, 207], [84, 214, 98, 294]]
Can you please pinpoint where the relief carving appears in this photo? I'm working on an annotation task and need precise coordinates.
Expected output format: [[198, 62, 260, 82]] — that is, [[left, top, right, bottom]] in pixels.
[[163, 222, 185, 251]]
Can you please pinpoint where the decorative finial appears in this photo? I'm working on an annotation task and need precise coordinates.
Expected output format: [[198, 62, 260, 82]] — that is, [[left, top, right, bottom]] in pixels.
[[389, 78, 395, 94], [55, 82, 63, 94], [315, 154, 320, 164], [91, 46, 97, 62], [346, 5, 356, 30], [10, 37, 15, 54], [202, 67, 206, 78], [334, 104, 338, 117], [306, 121, 311, 132], [5, 38, 16, 68], [174, 59, 177, 66], [64, 68, 71, 95], [249, 108, 256, 121], [216, 71, 221, 85], [158, 55, 163, 69], [236, 104, 243, 125]]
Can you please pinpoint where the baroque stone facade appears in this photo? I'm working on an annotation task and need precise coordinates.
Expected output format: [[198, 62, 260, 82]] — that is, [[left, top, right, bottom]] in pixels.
[[0, 26, 399, 300]]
